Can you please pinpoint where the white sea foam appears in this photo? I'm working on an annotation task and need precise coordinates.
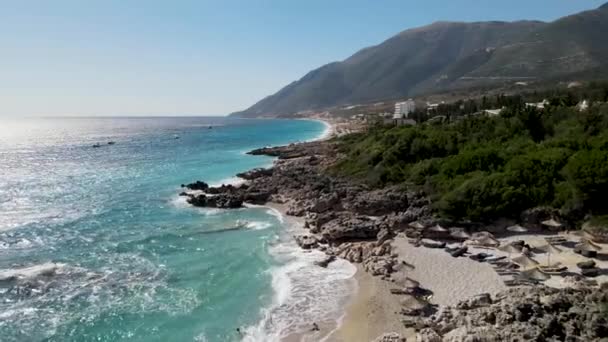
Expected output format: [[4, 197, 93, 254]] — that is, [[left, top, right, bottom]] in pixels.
[[245, 221, 273, 231], [305, 119, 333, 142], [209, 176, 246, 187], [243, 223, 356, 341], [169, 192, 224, 216], [0, 262, 66, 281]]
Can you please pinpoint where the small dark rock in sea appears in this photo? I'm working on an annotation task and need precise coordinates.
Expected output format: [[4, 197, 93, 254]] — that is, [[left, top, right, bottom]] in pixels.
[[186, 181, 209, 191]]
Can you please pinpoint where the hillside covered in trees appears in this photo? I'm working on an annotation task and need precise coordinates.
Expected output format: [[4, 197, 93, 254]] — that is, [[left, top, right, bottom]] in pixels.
[[334, 83, 608, 223]]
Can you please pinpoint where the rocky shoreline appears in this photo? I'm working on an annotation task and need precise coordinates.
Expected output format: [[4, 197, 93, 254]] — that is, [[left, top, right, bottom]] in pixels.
[[180, 138, 608, 341], [180, 140, 424, 277]]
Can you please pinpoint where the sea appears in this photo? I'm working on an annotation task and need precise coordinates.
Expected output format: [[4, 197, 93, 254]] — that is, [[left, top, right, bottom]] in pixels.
[[0, 117, 356, 342]]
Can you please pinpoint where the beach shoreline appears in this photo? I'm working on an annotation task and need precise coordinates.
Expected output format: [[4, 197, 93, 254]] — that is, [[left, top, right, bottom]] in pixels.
[[240, 119, 363, 342]]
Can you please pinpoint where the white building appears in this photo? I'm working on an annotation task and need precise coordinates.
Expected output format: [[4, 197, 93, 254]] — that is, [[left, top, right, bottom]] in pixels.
[[525, 99, 549, 110], [394, 99, 416, 119]]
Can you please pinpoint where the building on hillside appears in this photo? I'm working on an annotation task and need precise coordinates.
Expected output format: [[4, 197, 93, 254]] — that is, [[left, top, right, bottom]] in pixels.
[[426, 101, 445, 114], [525, 99, 549, 110], [483, 108, 504, 117], [394, 99, 416, 119]]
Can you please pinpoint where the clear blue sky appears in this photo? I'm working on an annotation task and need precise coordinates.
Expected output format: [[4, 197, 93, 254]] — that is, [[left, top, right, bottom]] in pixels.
[[0, 0, 605, 116]]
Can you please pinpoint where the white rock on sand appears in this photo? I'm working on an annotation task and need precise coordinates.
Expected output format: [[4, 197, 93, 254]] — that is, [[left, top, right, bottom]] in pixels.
[[391, 237, 506, 306]]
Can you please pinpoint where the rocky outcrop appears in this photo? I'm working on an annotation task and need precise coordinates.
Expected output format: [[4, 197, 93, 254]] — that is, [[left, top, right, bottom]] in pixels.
[[236, 168, 273, 180], [344, 187, 409, 216], [183, 181, 209, 191], [186, 193, 243, 209], [181, 139, 431, 281], [413, 285, 608, 341], [321, 216, 381, 241], [294, 235, 319, 249]]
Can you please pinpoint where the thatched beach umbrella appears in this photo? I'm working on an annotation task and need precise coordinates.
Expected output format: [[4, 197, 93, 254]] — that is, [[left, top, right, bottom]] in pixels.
[[536, 243, 562, 266], [536, 244, 563, 254], [409, 221, 425, 230], [428, 224, 448, 233], [576, 239, 602, 251], [542, 219, 562, 229], [498, 243, 523, 254], [507, 225, 529, 233], [520, 268, 551, 282], [468, 231, 500, 247], [512, 254, 540, 269]]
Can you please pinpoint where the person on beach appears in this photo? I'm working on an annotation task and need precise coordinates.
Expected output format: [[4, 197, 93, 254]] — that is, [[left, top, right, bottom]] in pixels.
[[311, 322, 320, 331]]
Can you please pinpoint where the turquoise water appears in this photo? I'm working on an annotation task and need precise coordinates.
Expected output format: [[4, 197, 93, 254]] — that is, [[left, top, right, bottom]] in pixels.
[[0, 117, 355, 342]]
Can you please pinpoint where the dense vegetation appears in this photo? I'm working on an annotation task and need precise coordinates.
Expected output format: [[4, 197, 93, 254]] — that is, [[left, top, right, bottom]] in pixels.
[[334, 91, 608, 223]]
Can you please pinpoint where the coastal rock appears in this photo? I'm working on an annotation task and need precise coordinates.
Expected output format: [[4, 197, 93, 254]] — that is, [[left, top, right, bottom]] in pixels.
[[414, 286, 608, 341], [314, 255, 336, 268], [206, 184, 240, 195], [242, 191, 271, 204], [345, 187, 409, 216], [321, 216, 381, 241], [186, 194, 244, 209], [236, 167, 273, 180], [294, 235, 319, 249], [308, 193, 341, 213], [416, 328, 441, 342], [372, 332, 405, 342], [376, 228, 393, 245]]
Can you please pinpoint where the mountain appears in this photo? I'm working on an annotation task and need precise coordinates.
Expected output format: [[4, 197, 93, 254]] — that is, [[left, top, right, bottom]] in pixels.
[[233, 3, 608, 117]]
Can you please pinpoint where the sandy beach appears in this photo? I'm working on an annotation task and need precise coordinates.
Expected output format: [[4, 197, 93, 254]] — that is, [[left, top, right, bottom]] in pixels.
[[328, 265, 414, 342]]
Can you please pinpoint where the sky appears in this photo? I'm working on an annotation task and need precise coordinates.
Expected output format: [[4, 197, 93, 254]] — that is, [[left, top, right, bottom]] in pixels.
[[0, 0, 605, 117]]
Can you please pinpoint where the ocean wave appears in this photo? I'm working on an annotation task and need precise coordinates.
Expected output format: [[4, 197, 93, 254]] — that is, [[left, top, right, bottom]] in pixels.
[[209, 176, 246, 187], [0, 256, 200, 340], [243, 236, 356, 341], [245, 221, 273, 231]]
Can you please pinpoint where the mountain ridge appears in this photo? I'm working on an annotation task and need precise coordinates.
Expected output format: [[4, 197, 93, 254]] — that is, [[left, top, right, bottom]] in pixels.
[[232, 4, 608, 117]]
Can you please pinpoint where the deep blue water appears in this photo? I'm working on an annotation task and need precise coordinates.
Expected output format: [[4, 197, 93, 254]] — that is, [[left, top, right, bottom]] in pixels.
[[0, 117, 355, 342]]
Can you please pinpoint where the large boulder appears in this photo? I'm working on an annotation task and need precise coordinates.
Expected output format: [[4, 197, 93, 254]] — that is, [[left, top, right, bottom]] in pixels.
[[321, 216, 381, 242], [308, 193, 341, 213], [345, 188, 409, 216]]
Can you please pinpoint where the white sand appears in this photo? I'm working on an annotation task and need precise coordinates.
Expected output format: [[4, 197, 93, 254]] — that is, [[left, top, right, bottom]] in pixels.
[[391, 236, 507, 306]]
